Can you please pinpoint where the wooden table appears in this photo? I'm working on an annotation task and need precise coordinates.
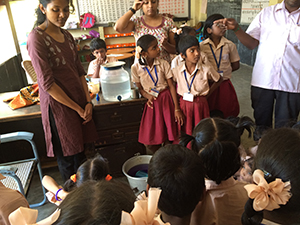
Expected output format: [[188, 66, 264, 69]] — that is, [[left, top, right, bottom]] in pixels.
[[0, 91, 146, 175]]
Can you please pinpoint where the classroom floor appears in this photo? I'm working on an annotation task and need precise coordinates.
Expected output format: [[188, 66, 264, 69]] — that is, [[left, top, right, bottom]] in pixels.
[[25, 63, 256, 221]]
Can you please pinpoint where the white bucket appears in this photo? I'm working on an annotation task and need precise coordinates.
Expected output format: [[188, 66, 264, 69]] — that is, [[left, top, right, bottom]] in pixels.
[[122, 155, 152, 195]]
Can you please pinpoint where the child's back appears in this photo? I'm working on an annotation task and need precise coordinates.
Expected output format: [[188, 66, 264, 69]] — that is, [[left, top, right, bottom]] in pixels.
[[181, 117, 254, 225]]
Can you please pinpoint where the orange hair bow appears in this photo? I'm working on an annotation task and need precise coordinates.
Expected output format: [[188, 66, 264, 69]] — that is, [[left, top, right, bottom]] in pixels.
[[105, 174, 112, 181], [70, 174, 76, 183], [244, 169, 292, 211]]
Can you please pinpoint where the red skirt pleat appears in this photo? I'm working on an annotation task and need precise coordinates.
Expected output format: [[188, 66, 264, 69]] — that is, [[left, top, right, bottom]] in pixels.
[[179, 96, 210, 136], [138, 89, 178, 145], [207, 79, 240, 118]]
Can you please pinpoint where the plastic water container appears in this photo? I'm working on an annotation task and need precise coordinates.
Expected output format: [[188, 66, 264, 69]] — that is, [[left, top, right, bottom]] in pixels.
[[122, 155, 152, 195], [100, 61, 131, 102]]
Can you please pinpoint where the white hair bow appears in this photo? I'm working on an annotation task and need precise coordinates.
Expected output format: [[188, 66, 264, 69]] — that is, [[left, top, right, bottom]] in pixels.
[[120, 188, 170, 225], [9, 207, 61, 225], [172, 27, 182, 35], [244, 169, 292, 211]]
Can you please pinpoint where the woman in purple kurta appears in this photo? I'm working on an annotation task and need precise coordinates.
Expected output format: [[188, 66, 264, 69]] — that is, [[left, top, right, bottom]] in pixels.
[[27, 0, 98, 181]]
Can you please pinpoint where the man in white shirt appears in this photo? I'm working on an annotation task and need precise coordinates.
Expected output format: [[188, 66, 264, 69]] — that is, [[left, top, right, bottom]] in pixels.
[[218, 0, 300, 128]]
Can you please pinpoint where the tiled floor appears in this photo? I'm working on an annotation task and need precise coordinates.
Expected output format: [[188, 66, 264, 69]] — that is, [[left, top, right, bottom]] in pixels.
[[26, 63, 256, 221]]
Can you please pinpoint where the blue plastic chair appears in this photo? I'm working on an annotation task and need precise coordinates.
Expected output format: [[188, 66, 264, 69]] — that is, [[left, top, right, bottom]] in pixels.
[[0, 131, 46, 208]]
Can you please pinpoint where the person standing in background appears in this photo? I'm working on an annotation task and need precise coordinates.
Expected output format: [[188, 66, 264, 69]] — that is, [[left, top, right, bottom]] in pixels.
[[27, 0, 98, 182], [216, 0, 300, 128], [115, 0, 176, 64]]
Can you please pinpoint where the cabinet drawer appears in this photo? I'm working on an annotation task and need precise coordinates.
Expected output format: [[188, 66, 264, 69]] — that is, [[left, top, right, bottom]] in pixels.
[[96, 141, 146, 177], [93, 103, 144, 130], [95, 125, 140, 146]]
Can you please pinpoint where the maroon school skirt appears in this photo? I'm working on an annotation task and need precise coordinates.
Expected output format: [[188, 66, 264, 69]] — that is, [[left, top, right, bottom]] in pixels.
[[179, 96, 210, 136], [207, 79, 240, 118], [138, 89, 178, 145]]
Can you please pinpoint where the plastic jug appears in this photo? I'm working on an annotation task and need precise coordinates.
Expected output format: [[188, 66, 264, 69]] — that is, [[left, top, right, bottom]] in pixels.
[[100, 61, 131, 102]]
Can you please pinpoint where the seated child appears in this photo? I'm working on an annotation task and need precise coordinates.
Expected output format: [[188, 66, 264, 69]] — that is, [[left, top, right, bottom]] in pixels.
[[242, 128, 300, 225], [9, 180, 136, 225], [239, 156, 254, 183], [42, 154, 110, 204], [0, 173, 29, 225], [123, 144, 205, 225], [87, 38, 116, 78], [180, 116, 254, 225]]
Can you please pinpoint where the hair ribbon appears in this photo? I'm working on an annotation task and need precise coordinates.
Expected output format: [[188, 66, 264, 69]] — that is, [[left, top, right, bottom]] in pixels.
[[70, 174, 76, 182], [136, 46, 143, 59], [172, 27, 182, 35], [9, 207, 61, 225], [244, 169, 292, 211], [120, 188, 170, 225]]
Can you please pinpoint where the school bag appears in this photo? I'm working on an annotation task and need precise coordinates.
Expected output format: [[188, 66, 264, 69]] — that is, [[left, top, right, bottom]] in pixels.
[[80, 13, 95, 29]]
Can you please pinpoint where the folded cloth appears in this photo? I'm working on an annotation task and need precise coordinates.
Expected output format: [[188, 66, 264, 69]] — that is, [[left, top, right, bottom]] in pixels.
[[4, 84, 40, 110], [3, 83, 95, 110]]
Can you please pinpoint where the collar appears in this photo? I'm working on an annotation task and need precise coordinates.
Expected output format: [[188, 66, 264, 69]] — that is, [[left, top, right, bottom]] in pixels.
[[141, 58, 161, 70], [178, 59, 202, 75], [202, 36, 228, 50], [205, 177, 237, 190]]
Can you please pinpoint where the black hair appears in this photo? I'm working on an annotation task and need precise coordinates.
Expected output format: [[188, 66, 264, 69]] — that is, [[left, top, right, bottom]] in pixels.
[[241, 128, 300, 225], [63, 154, 109, 192], [136, 34, 157, 66], [90, 37, 107, 52], [53, 180, 136, 225], [180, 117, 254, 184], [174, 26, 196, 53], [253, 125, 271, 142], [34, 0, 74, 28], [203, 13, 225, 39], [147, 144, 205, 218], [178, 35, 199, 57]]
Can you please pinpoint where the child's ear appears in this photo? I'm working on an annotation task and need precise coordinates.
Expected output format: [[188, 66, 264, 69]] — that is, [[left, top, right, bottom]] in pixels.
[[141, 51, 148, 58], [180, 52, 186, 60], [207, 27, 213, 35], [39, 3, 46, 14]]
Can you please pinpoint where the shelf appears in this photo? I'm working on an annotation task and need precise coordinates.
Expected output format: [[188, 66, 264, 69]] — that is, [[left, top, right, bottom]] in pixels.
[[104, 32, 134, 38], [107, 43, 135, 49]]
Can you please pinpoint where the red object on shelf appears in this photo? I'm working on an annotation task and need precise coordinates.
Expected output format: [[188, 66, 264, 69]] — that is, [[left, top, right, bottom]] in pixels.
[[106, 43, 136, 49], [104, 32, 134, 38]]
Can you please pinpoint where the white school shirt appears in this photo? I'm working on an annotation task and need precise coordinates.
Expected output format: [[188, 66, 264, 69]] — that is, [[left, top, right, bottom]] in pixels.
[[200, 37, 240, 80], [246, 1, 300, 93], [131, 58, 172, 94]]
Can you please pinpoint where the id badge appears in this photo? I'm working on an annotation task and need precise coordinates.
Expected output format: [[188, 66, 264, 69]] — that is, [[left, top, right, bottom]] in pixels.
[[218, 71, 224, 77], [149, 87, 159, 97], [183, 92, 194, 102]]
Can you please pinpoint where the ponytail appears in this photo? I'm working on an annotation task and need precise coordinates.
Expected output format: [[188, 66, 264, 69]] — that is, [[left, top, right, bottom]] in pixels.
[[179, 132, 196, 152], [241, 199, 263, 225]]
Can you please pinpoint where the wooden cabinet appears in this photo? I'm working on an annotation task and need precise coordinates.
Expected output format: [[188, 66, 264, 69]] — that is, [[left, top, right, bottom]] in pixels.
[[0, 92, 147, 176], [91, 96, 147, 177]]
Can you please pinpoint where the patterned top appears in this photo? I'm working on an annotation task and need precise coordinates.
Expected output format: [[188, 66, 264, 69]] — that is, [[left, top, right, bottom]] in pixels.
[[130, 15, 175, 64], [27, 27, 97, 157]]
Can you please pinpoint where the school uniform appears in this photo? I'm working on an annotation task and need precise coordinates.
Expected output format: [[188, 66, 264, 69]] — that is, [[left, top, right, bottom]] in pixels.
[[171, 52, 209, 70], [172, 59, 220, 136], [131, 59, 177, 145], [200, 37, 240, 118]]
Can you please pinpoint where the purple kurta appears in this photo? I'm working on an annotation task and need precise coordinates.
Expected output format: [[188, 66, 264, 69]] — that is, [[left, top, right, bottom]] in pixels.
[[27, 27, 98, 157]]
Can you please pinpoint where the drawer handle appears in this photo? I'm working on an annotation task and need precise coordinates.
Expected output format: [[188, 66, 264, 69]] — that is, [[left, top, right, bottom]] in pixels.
[[112, 132, 124, 139], [110, 114, 122, 122]]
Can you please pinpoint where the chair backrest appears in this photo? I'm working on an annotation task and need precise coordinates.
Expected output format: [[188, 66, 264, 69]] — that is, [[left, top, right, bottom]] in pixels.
[[22, 60, 37, 83]]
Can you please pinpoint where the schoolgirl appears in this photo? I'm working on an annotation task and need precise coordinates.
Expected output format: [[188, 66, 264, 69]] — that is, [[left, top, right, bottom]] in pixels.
[[131, 34, 184, 153], [172, 35, 222, 136], [200, 13, 240, 118]]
